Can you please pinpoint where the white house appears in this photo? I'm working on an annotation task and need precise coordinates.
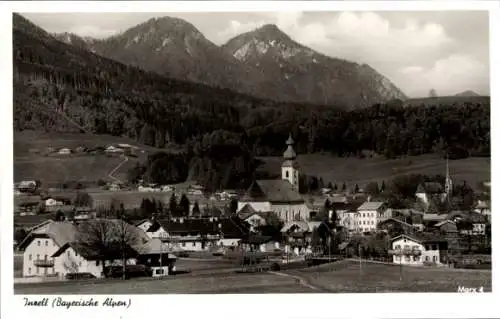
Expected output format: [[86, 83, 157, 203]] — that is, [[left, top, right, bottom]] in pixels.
[[390, 234, 447, 266], [105, 145, 124, 153], [45, 198, 64, 207], [58, 148, 71, 155], [17, 221, 77, 278], [356, 201, 387, 233], [51, 242, 137, 278]]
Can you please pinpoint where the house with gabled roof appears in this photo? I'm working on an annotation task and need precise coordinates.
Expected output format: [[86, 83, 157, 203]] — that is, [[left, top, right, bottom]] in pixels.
[[390, 233, 448, 266]]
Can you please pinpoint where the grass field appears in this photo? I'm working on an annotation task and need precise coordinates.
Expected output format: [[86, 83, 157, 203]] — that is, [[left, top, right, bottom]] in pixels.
[[14, 258, 491, 294], [13, 131, 164, 183], [14, 270, 314, 294], [292, 260, 492, 293], [259, 153, 490, 189]]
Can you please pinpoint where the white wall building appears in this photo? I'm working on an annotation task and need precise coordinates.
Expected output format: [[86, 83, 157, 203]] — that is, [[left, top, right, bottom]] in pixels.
[[356, 201, 387, 232], [391, 234, 446, 266]]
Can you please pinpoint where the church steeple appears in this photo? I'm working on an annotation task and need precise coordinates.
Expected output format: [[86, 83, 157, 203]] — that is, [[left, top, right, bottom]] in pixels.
[[282, 133, 299, 190], [283, 133, 297, 160], [445, 155, 453, 199]]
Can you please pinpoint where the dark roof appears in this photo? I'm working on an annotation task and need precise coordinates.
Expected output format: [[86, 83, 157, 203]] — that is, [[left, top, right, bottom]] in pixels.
[[14, 213, 58, 229], [237, 204, 256, 219], [155, 217, 250, 238], [378, 218, 415, 229], [392, 233, 446, 244], [52, 242, 139, 260], [241, 179, 304, 203], [417, 182, 444, 194]]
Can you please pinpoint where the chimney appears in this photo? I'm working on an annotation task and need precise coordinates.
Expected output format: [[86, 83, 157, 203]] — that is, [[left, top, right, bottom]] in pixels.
[[367, 196, 372, 202]]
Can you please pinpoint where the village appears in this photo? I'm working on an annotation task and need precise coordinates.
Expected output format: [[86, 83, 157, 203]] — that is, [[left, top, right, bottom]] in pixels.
[[13, 135, 492, 288]]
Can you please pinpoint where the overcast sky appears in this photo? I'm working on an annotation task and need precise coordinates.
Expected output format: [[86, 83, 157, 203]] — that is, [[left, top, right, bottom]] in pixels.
[[21, 11, 490, 97]]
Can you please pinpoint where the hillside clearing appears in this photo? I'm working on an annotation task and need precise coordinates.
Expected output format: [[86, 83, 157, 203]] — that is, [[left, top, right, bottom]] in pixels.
[[258, 153, 490, 189]]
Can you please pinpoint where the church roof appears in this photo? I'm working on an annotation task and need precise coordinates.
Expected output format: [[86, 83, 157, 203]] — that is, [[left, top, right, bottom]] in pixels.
[[283, 146, 296, 160], [241, 180, 304, 203]]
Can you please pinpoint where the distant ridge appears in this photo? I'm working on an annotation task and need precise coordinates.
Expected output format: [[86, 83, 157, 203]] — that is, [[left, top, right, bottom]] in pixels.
[[455, 90, 481, 97]]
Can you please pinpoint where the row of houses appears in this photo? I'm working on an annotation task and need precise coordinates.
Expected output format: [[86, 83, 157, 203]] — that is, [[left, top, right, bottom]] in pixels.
[[17, 219, 177, 279]]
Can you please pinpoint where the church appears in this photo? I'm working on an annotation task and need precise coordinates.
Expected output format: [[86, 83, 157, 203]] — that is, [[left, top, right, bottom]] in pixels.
[[237, 134, 311, 222]]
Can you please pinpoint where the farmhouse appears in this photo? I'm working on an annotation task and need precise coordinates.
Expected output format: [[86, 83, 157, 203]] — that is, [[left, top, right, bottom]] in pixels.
[[281, 220, 322, 254], [105, 145, 124, 154], [390, 233, 448, 266], [238, 134, 311, 222], [17, 221, 77, 278], [18, 180, 37, 193], [58, 148, 71, 155], [378, 218, 417, 236], [144, 217, 250, 250], [51, 242, 139, 278]]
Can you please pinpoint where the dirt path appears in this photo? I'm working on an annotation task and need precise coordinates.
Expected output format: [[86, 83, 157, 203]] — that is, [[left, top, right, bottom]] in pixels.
[[268, 271, 324, 291], [108, 156, 129, 182]]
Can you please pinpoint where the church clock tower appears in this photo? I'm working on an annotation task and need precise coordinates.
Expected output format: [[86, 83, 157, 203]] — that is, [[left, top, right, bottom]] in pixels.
[[282, 133, 300, 190]]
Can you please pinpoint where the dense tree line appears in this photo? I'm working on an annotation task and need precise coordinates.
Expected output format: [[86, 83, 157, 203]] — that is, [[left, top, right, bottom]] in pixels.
[[14, 24, 490, 161]]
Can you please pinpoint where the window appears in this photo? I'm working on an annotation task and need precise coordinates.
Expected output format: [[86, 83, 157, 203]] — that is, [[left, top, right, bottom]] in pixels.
[[395, 245, 401, 250], [285, 171, 289, 178], [432, 245, 437, 251], [36, 254, 39, 260], [67, 251, 70, 257], [405, 256, 411, 262], [413, 256, 420, 262], [404, 245, 410, 250], [425, 256, 430, 261], [413, 245, 419, 250], [433, 256, 437, 262], [371, 221, 374, 225], [28, 267, 31, 274], [37, 240, 40, 246], [363, 213, 365, 217], [156, 269, 164, 275], [44, 254, 47, 260], [192, 242, 196, 247], [182, 242, 186, 247], [29, 254, 32, 261], [395, 256, 400, 261], [96, 261, 100, 266], [45, 240, 48, 246], [79, 261, 82, 267]]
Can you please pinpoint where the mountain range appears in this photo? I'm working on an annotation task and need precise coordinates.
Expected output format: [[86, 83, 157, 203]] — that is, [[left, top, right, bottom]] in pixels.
[[50, 15, 407, 108]]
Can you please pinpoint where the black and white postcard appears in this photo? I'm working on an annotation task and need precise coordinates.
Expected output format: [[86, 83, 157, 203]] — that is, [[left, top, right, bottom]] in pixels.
[[1, 1, 498, 319]]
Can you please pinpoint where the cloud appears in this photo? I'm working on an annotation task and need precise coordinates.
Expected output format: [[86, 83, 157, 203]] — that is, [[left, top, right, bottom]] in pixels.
[[216, 11, 487, 97], [397, 54, 489, 96], [68, 25, 118, 39], [217, 20, 267, 40]]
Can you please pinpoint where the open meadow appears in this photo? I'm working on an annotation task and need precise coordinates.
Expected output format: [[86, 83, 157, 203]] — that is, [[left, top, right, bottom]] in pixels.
[[13, 131, 164, 183], [259, 153, 490, 189], [14, 259, 491, 294], [291, 260, 492, 293]]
